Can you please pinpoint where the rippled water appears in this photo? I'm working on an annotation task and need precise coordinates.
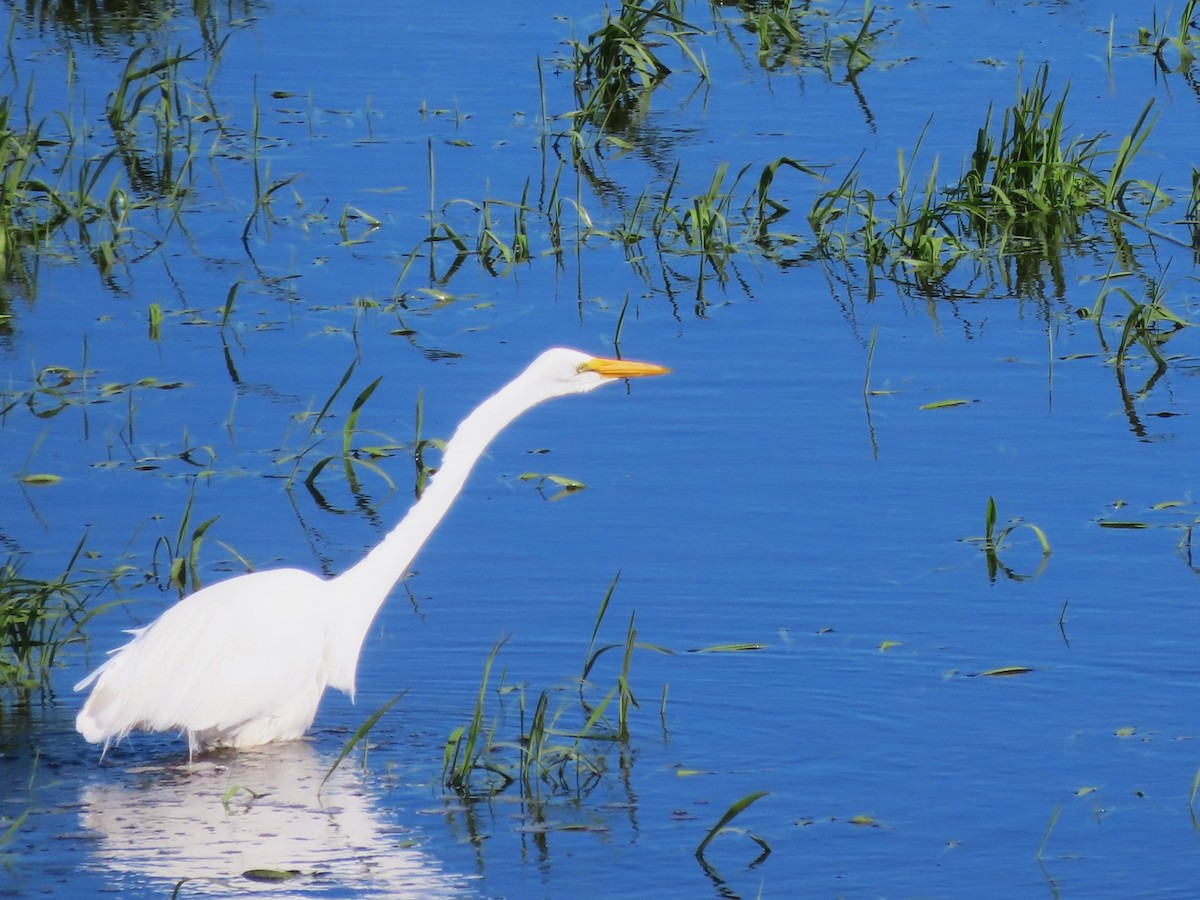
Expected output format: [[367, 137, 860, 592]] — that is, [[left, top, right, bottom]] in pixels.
[[3, 1, 1199, 896]]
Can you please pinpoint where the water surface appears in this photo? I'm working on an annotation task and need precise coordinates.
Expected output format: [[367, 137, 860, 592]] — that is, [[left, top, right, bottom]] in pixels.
[[3, 1, 1200, 896]]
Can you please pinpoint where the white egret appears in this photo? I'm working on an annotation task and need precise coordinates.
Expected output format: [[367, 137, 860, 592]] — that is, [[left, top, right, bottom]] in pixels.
[[75, 348, 669, 755]]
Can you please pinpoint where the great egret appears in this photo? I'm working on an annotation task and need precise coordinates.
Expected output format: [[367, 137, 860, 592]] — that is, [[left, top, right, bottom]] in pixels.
[[75, 348, 669, 755]]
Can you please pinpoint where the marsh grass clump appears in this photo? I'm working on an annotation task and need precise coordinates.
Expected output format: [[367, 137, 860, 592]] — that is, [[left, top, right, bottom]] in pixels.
[[0, 31, 234, 292], [951, 67, 1162, 249], [566, 0, 707, 136], [0, 94, 127, 284], [0, 538, 101, 701], [809, 64, 1166, 294], [442, 576, 671, 802], [440, 643, 614, 801], [1135, 0, 1199, 72], [105, 44, 199, 204], [276, 358, 403, 511], [0, 96, 47, 280]]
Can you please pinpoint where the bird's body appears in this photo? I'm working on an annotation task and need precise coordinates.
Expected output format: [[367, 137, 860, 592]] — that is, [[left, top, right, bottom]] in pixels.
[[75, 348, 668, 755], [76, 569, 331, 751]]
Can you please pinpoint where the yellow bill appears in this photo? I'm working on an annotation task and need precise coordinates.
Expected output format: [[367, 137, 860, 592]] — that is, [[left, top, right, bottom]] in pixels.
[[582, 356, 671, 378]]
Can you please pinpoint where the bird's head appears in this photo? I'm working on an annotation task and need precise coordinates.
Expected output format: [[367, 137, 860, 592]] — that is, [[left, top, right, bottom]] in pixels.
[[522, 347, 671, 400]]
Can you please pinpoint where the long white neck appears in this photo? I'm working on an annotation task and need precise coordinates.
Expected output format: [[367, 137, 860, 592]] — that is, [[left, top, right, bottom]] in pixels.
[[323, 375, 550, 696]]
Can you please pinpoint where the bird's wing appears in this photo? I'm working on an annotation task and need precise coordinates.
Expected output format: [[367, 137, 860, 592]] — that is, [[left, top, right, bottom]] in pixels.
[[76, 569, 330, 742]]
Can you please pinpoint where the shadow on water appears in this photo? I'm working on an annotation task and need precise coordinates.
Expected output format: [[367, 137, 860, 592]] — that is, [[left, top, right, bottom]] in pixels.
[[2, 711, 474, 897]]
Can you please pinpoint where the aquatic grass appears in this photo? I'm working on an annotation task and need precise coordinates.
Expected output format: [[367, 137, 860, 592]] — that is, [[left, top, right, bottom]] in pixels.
[[0, 806, 30, 849], [1082, 265, 1191, 372], [443, 644, 594, 799], [278, 359, 400, 505], [1111, 281, 1189, 371], [1136, 1, 1199, 72], [511, 684, 608, 799], [0, 94, 48, 278], [964, 496, 1052, 583], [393, 139, 469, 289], [1, 33, 237, 289], [518, 471, 586, 501], [839, 2, 880, 77], [810, 64, 1166, 296], [475, 181, 535, 273], [393, 148, 823, 298], [1036, 800, 1063, 860], [409, 390, 444, 499], [579, 572, 672, 741], [0, 94, 129, 282], [695, 790, 771, 873], [891, 128, 966, 280], [566, 0, 707, 135], [742, 0, 816, 67], [442, 636, 509, 796], [953, 65, 1164, 239], [105, 44, 198, 201], [301, 372, 398, 501], [0, 535, 99, 701], [1184, 166, 1199, 251], [726, 0, 887, 77], [151, 482, 220, 594], [320, 689, 408, 794], [748, 155, 821, 245], [442, 576, 669, 801], [958, 67, 1100, 218]]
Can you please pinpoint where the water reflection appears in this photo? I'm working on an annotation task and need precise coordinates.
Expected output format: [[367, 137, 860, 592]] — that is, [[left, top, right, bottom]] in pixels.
[[78, 740, 471, 897]]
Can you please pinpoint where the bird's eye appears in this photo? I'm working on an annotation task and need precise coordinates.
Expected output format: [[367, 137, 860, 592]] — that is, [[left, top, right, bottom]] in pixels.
[[575, 362, 589, 374]]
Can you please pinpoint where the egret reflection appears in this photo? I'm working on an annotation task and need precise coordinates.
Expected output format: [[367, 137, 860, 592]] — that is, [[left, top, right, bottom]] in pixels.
[[77, 740, 472, 896]]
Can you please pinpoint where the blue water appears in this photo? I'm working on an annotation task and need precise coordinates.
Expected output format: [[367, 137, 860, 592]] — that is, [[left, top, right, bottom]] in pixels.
[[3, 1, 1200, 896]]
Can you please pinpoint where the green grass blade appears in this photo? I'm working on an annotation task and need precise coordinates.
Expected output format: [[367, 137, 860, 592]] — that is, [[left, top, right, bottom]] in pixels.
[[695, 790, 770, 858], [320, 689, 408, 794]]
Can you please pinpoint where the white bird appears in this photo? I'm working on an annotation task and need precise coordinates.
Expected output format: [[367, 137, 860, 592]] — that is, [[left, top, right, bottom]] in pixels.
[[75, 348, 669, 756]]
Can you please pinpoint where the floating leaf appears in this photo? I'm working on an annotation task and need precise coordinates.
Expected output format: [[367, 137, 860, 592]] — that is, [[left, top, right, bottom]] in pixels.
[[1098, 520, 1148, 529], [519, 472, 585, 490], [848, 815, 878, 827], [1151, 500, 1184, 510], [980, 666, 1033, 677], [879, 640, 903, 652], [345, 206, 380, 226], [687, 643, 765, 653], [1075, 786, 1098, 797], [919, 398, 975, 410], [1114, 726, 1137, 737], [19, 473, 62, 485], [243, 869, 303, 883]]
